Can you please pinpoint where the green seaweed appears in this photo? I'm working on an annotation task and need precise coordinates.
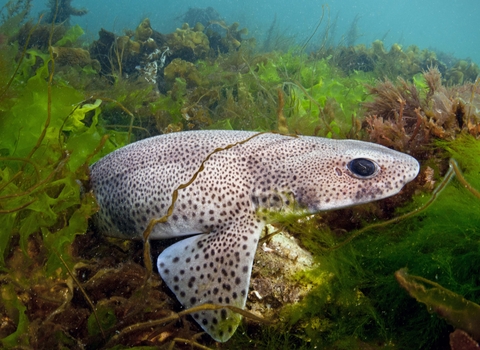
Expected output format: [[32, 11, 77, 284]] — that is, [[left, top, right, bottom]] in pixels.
[[0, 51, 113, 267], [0, 37, 129, 347], [53, 24, 84, 47], [395, 268, 480, 342], [284, 58, 373, 137]]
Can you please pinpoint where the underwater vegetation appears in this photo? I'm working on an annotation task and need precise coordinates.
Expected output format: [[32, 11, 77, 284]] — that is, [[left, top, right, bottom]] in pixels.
[[43, 0, 87, 25], [395, 268, 480, 348], [316, 40, 480, 86], [178, 6, 223, 31], [364, 67, 480, 150], [0, 0, 31, 33], [1, 2, 480, 348]]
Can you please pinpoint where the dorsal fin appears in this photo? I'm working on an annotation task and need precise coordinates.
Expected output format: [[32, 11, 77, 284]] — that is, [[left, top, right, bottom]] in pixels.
[[157, 218, 263, 342]]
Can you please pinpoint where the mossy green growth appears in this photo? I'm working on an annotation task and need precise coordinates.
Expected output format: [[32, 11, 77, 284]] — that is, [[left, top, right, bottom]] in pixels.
[[278, 135, 480, 349]]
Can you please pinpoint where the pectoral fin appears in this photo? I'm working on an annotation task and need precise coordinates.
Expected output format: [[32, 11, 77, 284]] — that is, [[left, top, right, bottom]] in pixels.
[[157, 222, 263, 342]]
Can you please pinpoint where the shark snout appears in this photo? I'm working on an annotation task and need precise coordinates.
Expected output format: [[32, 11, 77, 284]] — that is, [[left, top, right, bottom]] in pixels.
[[403, 155, 421, 183]]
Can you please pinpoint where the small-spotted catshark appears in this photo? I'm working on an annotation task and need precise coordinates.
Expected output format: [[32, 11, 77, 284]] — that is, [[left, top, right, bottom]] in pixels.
[[89, 130, 420, 342]]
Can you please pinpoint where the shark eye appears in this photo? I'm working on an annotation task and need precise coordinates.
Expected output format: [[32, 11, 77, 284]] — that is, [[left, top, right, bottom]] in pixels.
[[347, 158, 378, 178]]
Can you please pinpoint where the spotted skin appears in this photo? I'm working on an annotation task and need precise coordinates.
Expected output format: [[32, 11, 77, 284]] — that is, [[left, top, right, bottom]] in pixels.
[[89, 130, 420, 342]]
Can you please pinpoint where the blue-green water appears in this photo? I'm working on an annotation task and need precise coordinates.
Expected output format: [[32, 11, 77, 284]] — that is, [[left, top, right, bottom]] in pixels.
[[27, 0, 480, 64]]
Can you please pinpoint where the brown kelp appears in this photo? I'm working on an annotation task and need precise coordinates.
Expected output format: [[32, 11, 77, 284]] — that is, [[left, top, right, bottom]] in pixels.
[[364, 67, 480, 157]]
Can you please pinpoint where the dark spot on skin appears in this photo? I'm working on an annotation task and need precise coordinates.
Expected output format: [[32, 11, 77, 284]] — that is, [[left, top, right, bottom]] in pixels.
[[188, 276, 196, 288]]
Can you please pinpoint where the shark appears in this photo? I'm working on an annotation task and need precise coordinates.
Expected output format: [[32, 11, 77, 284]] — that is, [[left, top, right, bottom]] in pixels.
[[89, 130, 420, 342]]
